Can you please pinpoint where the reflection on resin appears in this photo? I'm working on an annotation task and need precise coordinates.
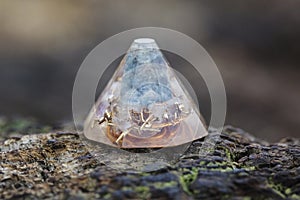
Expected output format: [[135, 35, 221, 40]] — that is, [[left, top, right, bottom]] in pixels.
[[84, 38, 207, 148]]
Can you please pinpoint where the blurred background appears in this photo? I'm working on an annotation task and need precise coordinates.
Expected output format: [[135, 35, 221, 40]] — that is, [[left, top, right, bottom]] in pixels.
[[0, 0, 299, 142]]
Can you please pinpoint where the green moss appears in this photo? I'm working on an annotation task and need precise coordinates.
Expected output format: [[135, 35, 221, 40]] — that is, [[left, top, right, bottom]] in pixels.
[[200, 159, 241, 172], [199, 160, 206, 165], [217, 146, 235, 161], [285, 188, 299, 199], [153, 181, 177, 189], [267, 178, 298, 199], [225, 148, 235, 161], [135, 186, 151, 199], [212, 167, 234, 172], [179, 167, 198, 195], [285, 188, 292, 195], [103, 193, 111, 199], [206, 162, 218, 167], [243, 166, 256, 171], [139, 172, 151, 176], [176, 158, 258, 196], [267, 181, 285, 199], [290, 194, 300, 200]]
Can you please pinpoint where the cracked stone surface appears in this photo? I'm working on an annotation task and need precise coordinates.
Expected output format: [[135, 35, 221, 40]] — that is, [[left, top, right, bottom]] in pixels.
[[0, 119, 299, 199]]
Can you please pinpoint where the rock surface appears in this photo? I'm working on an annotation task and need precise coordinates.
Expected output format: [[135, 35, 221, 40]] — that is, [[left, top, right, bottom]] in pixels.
[[0, 119, 299, 199]]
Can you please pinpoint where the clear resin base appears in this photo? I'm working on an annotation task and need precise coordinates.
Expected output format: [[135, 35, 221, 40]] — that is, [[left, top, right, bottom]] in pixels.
[[84, 38, 207, 150]]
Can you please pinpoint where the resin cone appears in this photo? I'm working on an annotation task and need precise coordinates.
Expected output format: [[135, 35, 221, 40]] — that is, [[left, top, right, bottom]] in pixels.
[[84, 38, 208, 148]]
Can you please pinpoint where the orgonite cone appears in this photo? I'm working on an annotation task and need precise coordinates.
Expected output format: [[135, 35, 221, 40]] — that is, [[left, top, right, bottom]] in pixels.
[[84, 38, 208, 148]]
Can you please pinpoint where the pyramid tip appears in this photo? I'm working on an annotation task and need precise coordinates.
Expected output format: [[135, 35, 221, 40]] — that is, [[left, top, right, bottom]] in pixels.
[[133, 38, 155, 44], [130, 38, 159, 50]]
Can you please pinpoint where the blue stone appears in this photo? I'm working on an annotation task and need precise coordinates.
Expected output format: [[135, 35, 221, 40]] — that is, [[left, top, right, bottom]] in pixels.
[[121, 48, 172, 107]]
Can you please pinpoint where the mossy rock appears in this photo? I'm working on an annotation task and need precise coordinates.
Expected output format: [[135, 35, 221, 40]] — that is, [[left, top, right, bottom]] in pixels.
[[0, 119, 299, 199]]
